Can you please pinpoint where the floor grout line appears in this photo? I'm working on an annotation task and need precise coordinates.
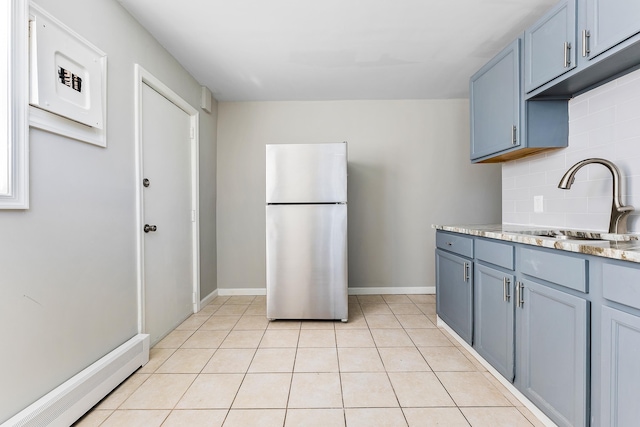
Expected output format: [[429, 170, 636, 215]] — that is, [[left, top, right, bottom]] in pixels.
[[74, 294, 543, 427]]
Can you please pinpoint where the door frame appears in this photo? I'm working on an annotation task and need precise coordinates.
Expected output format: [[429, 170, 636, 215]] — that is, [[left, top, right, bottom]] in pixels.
[[133, 64, 200, 334]]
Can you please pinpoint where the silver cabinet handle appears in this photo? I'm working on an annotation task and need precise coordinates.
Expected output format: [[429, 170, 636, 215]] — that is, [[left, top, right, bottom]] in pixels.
[[463, 262, 469, 282], [520, 282, 524, 307], [512, 125, 517, 145], [515, 281, 524, 308], [582, 30, 590, 57], [503, 277, 511, 302], [563, 42, 571, 67]]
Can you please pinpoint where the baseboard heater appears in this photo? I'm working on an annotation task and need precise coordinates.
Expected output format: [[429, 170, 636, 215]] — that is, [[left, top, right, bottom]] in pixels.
[[2, 334, 149, 427]]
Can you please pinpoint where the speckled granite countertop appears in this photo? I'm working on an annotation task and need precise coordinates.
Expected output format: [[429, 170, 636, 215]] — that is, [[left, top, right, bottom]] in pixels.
[[433, 224, 640, 263]]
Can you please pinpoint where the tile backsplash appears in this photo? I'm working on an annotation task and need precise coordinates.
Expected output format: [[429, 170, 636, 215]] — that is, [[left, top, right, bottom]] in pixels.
[[503, 67, 640, 233]]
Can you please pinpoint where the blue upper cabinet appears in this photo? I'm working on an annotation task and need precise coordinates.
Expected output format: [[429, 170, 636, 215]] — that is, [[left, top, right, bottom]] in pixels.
[[469, 0, 640, 161], [582, 0, 640, 62], [470, 37, 568, 163], [470, 39, 521, 161], [525, 0, 577, 93], [526, 0, 640, 97]]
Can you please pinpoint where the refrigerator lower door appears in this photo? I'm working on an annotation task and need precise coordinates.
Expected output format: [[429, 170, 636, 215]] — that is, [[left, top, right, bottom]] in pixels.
[[266, 203, 348, 320]]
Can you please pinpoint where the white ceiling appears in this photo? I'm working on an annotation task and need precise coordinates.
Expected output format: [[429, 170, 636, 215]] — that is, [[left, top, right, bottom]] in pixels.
[[117, 0, 558, 102]]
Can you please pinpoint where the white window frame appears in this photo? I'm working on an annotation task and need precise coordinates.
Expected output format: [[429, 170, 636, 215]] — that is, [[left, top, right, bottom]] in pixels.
[[1, 0, 29, 209]]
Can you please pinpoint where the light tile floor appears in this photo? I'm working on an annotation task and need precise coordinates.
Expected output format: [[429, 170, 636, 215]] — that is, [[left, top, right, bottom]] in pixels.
[[75, 294, 546, 427]]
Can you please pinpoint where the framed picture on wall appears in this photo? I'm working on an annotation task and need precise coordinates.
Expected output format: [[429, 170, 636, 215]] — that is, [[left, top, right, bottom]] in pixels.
[[29, 4, 107, 147]]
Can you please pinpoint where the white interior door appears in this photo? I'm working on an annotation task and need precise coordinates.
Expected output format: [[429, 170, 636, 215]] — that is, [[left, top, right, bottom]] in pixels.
[[141, 82, 193, 345]]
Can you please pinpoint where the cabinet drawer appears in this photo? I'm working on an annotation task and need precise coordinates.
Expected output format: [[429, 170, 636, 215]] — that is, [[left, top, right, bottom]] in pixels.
[[436, 232, 473, 258], [603, 263, 640, 311], [520, 247, 587, 292], [476, 239, 514, 270]]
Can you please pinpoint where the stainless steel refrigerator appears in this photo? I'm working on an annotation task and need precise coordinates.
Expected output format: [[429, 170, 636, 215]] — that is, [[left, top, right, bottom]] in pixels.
[[266, 142, 348, 321]]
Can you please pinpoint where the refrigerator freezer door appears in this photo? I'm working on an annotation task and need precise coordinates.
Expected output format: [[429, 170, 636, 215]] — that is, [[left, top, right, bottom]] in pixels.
[[266, 204, 348, 320], [266, 142, 347, 203]]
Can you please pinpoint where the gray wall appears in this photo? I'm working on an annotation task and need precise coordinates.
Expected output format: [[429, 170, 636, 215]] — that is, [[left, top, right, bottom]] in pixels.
[[216, 100, 501, 292], [0, 0, 217, 421]]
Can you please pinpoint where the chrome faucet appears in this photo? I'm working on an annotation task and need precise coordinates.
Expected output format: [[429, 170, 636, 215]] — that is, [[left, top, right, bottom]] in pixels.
[[558, 158, 634, 234]]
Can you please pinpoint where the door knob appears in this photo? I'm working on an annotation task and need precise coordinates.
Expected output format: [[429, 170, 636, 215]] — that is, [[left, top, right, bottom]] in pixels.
[[144, 224, 157, 233]]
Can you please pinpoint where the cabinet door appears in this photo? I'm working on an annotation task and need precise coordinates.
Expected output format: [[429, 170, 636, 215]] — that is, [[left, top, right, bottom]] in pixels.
[[474, 264, 515, 381], [436, 249, 473, 344], [516, 279, 588, 427], [524, 0, 576, 92], [470, 39, 521, 161], [601, 306, 640, 427], [583, 0, 640, 61]]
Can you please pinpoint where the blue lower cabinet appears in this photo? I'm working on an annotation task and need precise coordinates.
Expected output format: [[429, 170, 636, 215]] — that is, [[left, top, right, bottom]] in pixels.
[[600, 306, 640, 427], [434, 231, 640, 426], [436, 249, 473, 345], [474, 263, 515, 381], [516, 278, 589, 427]]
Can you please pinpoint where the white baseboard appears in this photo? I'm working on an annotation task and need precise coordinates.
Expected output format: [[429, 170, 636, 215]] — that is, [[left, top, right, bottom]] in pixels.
[[217, 288, 267, 296], [436, 317, 557, 427], [215, 286, 435, 296], [1, 334, 149, 427], [348, 286, 435, 295], [199, 289, 218, 308]]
